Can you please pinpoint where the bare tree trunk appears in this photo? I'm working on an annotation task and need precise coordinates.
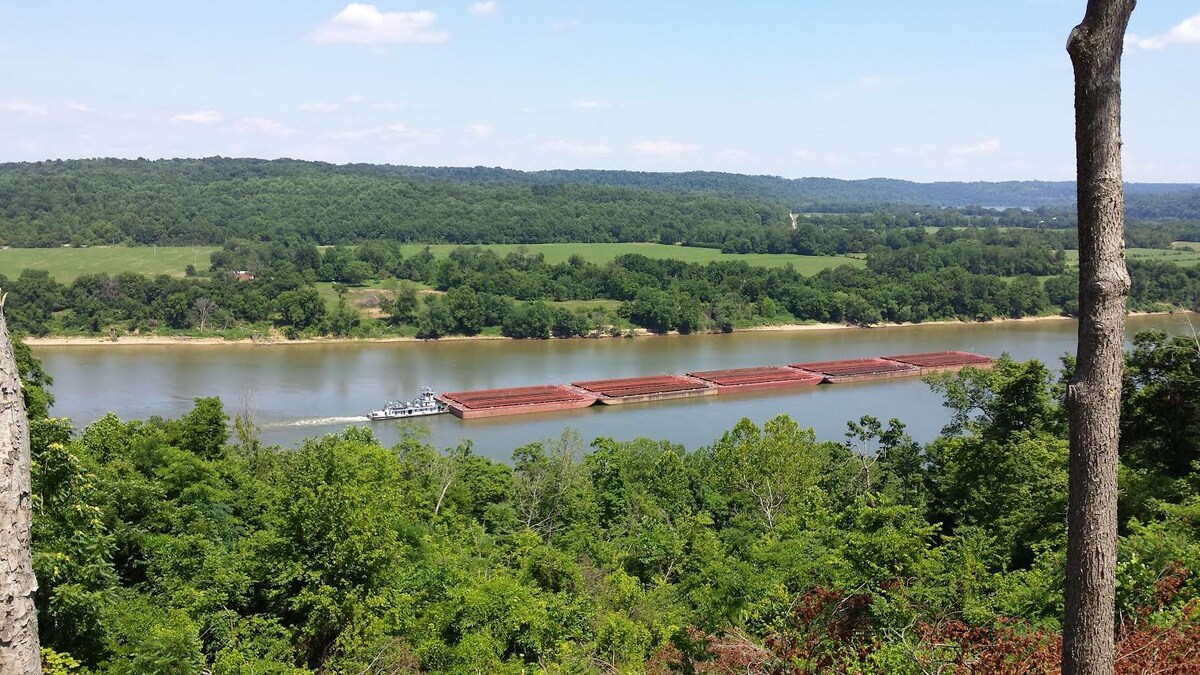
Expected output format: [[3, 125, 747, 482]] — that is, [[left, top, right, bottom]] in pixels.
[[0, 298, 42, 674], [1064, 2, 1135, 674]]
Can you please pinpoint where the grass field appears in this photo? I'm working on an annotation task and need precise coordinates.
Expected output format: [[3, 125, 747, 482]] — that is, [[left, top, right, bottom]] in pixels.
[[393, 243, 862, 273], [0, 246, 217, 282], [0, 243, 861, 283], [549, 299, 623, 311], [1063, 247, 1200, 266]]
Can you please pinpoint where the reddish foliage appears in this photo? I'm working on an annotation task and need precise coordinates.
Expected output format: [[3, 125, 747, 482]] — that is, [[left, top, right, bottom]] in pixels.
[[764, 587, 876, 673], [914, 618, 1061, 674], [1152, 562, 1189, 613], [650, 585, 1200, 674], [650, 588, 878, 674], [911, 602, 1200, 674], [646, 628, 771, 675], [1111, 604, 1200, 674]]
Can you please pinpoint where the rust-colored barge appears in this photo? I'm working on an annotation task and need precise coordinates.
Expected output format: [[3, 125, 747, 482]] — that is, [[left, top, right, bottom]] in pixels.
[[573, 374, 717, 405], [789, 358, 920, 384], [688, 366, 824, 394], [438, 385, 597, 419], [882, 351, 995, 375]]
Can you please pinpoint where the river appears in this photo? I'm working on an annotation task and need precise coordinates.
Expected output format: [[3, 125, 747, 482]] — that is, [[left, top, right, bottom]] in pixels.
[[30, 314, 1197, 461]]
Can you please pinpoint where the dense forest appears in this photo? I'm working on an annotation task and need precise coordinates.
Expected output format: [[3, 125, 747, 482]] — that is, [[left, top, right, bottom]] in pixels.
[[2, 159, 1198, 248], [18, 330, 1200, 673]]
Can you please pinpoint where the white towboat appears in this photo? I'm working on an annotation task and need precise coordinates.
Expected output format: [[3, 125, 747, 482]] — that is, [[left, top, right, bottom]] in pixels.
[[367, 387, 448, 420]]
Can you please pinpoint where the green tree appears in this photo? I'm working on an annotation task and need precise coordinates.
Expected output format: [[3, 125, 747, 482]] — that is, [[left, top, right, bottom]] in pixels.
[[705, 415, 822, 530], [1121, 331, 1200, 478], [445, 286, 485, 335], [274, 288, 326, 331], [254, 429, 418, 669], [13, 336, 54, 419], [179, 397, 229, 460], [927, 356, 1060, 443], [380, 280, 420, 325]]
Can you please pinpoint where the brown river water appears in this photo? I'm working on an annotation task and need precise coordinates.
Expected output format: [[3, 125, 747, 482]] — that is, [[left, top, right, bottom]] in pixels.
[[31, 314, 1197, 461]]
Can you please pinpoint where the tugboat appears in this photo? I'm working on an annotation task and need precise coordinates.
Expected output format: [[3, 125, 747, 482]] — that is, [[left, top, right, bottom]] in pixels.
[[367, 387, 448, 420]]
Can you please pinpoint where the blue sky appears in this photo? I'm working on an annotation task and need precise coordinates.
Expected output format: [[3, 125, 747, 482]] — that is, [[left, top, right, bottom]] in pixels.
[[1, 1, 1197, 181]]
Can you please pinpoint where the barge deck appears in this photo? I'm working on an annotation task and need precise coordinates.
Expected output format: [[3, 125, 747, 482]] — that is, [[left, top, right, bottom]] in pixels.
[[881, 351, 995, 375], [439, 385, 597, 419], [573, 374, 717, 405], [789, 357, 920, 384], [423, 351, 997, 420], [688, 366, 824, 394]]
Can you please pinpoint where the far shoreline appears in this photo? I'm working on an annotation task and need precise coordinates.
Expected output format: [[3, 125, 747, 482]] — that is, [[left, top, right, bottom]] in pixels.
[[22, 311, 1194, 348]]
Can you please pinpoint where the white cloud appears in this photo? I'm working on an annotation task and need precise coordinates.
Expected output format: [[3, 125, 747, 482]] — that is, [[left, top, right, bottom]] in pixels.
[[300, 102, 339, 113], [328, 123, 417, 141], [468, 1, 497, 18], [312, 4, 449, 46], [949, 139, 1001, 156], [633, 141, 697, 156], [572, 100, 611, 109], [543, 140, 612, 156], [793, 149, 815, 159], [235, 117, 295, 137], [1127, 13, 1200, 50], [466, 123, 492, 138], [0, 101, 49, 117], [346, 95, 365, 104], [68, 103, 93, 113], [170, 110, 223, 124]]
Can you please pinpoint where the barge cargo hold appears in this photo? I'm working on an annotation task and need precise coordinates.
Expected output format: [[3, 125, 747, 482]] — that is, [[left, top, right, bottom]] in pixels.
[[789, 358, 920, 384], [881, 351, 995, 375], [573, 374, 717, 405], [438, 385, 597, 419], [688, 366, 824, 394]]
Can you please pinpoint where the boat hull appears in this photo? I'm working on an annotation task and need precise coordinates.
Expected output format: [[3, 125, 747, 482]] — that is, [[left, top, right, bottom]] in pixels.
[[367, 408, 447, 421]]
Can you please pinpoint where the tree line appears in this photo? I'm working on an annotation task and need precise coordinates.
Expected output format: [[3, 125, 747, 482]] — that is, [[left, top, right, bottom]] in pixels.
[[5, 236, 1198, 340]]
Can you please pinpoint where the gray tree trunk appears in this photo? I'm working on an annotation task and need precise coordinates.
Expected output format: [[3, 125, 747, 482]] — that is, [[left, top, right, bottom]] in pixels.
[[1064, 2, 1135, 674], [0, 298, 41, 674]]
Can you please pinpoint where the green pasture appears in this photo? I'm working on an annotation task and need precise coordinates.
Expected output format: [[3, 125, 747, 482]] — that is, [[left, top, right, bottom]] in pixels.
[[549, 299, 623, 312], [0, 246, 216, 282], [0, 242, 861, 285], [1063, 247, 1200, 266], [394, 243, 862, 273]]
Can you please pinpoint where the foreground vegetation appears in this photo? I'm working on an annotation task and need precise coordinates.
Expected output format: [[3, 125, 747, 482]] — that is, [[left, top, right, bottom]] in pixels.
[[20, 330, 1200, 673]]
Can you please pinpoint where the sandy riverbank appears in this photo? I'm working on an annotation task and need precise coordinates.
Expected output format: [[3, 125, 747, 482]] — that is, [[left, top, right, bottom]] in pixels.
[[22, 333, 508, 347], [22, 311, 1191, 347]]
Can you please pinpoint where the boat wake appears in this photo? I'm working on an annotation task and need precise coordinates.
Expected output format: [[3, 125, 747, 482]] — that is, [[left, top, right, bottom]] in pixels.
[[265, 415, 370, 428]]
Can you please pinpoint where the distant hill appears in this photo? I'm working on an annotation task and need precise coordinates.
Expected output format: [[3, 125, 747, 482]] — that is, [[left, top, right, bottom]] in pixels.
[[1125, 187, 1200, 220], [3, 157, 1194, 209], [0, 158, 1196, 247], [327, 165, 1198, 210]]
